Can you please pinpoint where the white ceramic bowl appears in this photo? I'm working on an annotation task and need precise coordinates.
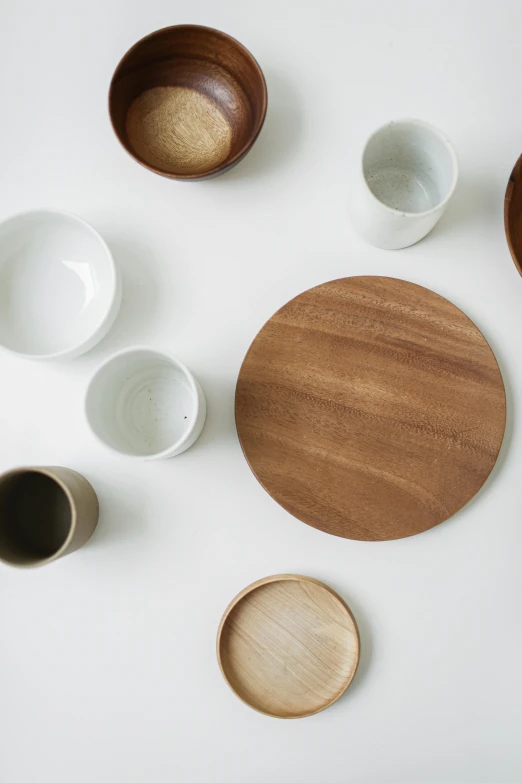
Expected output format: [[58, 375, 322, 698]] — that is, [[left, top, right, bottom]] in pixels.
[[0, 210, 121, 359], [85, 347, 207, 460]]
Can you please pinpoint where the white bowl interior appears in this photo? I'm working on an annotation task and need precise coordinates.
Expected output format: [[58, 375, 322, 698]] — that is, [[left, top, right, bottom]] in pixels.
[[363, 121, 456, 213], [86, 350, 197, 457], [0, 211, 116, 357]]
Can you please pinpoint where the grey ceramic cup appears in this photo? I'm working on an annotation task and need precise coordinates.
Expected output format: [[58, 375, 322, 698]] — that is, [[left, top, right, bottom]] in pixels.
[[0, 466, 99, 567]]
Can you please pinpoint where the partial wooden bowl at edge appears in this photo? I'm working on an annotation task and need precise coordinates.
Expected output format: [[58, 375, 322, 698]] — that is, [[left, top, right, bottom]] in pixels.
[[505, 153, 522, 274], [109, 25, 267, 180], [217, 575, 360, 719]]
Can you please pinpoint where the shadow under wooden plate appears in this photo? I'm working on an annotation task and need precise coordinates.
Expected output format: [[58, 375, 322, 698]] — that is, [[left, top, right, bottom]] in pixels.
[[217, 574, 360, 718]]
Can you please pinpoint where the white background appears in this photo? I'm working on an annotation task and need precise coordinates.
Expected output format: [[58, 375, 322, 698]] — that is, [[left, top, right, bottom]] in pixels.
[[1, 1, 522, 781]]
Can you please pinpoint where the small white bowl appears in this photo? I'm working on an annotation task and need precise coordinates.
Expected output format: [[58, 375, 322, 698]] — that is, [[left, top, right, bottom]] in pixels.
[[85, 347, 207, 460], [0, 210, 121, 360]]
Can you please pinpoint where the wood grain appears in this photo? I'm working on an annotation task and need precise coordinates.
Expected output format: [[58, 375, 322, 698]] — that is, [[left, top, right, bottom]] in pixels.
[[126, 86, 232, 175], [505, 153, 522, 275], [217, 575, 360, 718], [109, 25, 267, 180], [235, 277, 506, 541]]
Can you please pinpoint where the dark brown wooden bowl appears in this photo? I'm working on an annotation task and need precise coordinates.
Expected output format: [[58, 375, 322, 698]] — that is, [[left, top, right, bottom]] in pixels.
[[505, 153, 522, 274], [109, 25, 267, 180]]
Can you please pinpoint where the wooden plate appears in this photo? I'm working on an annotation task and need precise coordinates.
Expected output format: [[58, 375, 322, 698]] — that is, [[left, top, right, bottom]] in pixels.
[[236, 277, 506, 541], [505, 153, 522, 274], [217, 575, 360, 718]]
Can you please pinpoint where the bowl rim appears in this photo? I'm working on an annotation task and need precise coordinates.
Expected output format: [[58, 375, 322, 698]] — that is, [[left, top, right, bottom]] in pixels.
[[108, 24, 268, 180], [504, 152, 522, 276], [361, 118, 459, 218], [0, 208, 120, 361], [84, 345, 203, 460]]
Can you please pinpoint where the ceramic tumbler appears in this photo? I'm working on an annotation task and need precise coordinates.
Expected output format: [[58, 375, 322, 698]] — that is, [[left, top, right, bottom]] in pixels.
[[0, 466, 99, 567], [85, 347, 206, 460], [348, 119, 458, 250]]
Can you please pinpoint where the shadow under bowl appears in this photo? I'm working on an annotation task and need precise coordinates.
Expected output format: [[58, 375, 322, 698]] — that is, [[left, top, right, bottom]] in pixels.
[[505, 153, 522, 275], [109, 25, 267, 180]]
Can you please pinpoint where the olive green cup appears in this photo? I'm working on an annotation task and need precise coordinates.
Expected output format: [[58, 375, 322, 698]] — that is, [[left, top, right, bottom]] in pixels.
[[0, 466, 99, 568]]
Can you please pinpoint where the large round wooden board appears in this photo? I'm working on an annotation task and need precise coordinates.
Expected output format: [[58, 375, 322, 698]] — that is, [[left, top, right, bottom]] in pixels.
[[217, 574, 360, 718], [235, 277, 506, 541]]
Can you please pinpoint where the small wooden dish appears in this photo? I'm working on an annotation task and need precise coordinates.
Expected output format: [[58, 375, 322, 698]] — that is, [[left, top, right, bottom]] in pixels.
[[505, 153, 522, 274], [217, 575, 360, 719], [109, 25, 267, 180]]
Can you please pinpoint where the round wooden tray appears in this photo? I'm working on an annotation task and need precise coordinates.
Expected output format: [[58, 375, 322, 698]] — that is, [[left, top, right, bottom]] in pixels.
[[217, 574, 360, 718], [236, 276, 506, 541]]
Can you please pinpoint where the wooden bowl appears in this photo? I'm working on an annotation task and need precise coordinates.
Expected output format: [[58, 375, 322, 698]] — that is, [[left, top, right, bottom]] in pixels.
[[505, 153, 522, 274], [217, 575, 360, 718], [109, 25, 267, 180]]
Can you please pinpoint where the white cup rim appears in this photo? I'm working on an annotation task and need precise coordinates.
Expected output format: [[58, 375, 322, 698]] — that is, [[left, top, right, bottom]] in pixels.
[[85, 346, 202, 460], [361, 118, 459, 219]]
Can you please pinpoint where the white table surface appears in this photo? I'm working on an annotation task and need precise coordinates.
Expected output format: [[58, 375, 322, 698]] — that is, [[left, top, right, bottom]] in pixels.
[[1, 1, 522, 781]]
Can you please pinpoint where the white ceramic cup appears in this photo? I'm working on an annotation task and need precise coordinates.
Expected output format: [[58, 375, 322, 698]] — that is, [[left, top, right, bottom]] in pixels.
[[348, 119, 459, 250], [85, 347, 206, 460], [0, 210, 121, 359]]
